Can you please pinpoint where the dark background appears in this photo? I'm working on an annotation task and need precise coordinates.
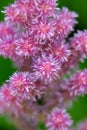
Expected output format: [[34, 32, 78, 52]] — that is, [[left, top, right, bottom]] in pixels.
[[0, 0, 87, 130]]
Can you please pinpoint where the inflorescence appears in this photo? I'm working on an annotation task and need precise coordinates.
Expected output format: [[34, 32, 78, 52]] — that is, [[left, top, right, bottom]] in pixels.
[[0, 0, 87, 130]]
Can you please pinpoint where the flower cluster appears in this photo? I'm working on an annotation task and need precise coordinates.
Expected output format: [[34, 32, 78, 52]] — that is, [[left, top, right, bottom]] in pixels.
[[0, 0, 87, 130]]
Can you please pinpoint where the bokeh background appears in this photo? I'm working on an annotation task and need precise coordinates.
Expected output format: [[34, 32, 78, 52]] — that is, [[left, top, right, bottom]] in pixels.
[[0, 0, 87, 130]]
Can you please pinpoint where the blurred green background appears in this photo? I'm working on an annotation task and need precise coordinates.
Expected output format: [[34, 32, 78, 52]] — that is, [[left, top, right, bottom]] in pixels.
[[0, 0, 87, 130]]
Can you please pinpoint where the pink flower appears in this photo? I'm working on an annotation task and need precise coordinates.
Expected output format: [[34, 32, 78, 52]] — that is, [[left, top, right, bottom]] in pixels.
[[0, 22, 17, 40], [70, 30, 87, 61], [77, 120, 87, 130], [35, 0, 57, 15], [0, 22, 19, 59], [4, 1, 32, 25], [50, 41, 71, 63], [9, 72, 36, 100], [68, 70, 87, 96], [46, 107, 72, 130], [32, 19, 55, 41], [33, 54, 60, 83], [54, 7, 78, 39], [15, 37, 39, 57], [9, 72, 45, 100], [0, 84, 23, 115]]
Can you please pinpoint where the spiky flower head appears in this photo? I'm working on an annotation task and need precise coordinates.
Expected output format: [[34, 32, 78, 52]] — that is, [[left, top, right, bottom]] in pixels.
[[32, 20, 55, 41], [70, 30, 87, 61], [0, 22, 18, 58], [0, 83, 23, 115], [15, 37, 39, 57], [50, 41, 71, 63], [33, 54, 60, 83], [68, 70, 87, 96], [46, 107, 72, 130], [54, 7, 78, 39], [4, 0, 33, 25], [9, 72, 36, 100], [35, 0, 57, 15]]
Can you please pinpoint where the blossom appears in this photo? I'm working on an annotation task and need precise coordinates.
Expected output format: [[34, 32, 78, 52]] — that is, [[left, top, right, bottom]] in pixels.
[[35, 0, 57, 15], [32, 20, 55, 41], [46, 107, 72, 130], [68, 70, 87, 96], [77, 120, 87, 130], [50, 41, 71, 63], [0, 22, 17, 40], [0, 22, 19, 59], [54, 7, 78, 39], [15, 37, 39, 57], [9, 72, 36, 100], [33, 54, 60, 83], [70, 30, 87, 61], [0, 40, 16, 59], [0, 84, 23, 115], [4, 1, 32, 25]]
